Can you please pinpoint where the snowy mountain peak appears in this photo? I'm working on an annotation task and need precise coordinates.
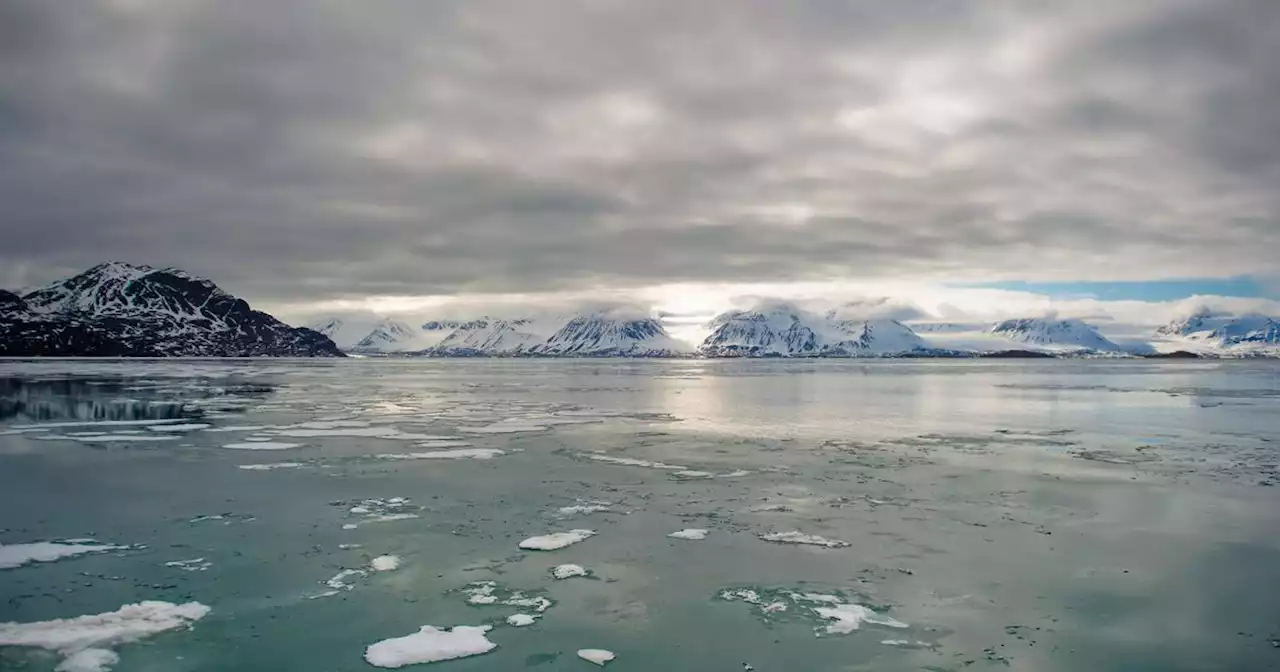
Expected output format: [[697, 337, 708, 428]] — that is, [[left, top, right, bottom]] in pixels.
[[1156, 312, 1280, 348], [23, 262, 238, 321], [989, 317, 1120, 351], [699, 303, 926, 357], [353, 318, 418, 351], [532, 314, 691, 356]]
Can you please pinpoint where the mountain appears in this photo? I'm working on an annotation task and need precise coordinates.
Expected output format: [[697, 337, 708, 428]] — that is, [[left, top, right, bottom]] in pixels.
[[530, 313, 692, 356], [697, 303, 927, 357], [2, 262, 343, 357], [427, 317, 556, 356], [1156, 310, 1280, 349], [988, 317, 1122, 352]]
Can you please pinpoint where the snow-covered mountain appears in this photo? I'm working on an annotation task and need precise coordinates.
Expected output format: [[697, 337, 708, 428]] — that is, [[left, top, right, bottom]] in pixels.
[[352, 318, 420, 353], [428, 317, 557, 355], [1155, 310, 1280, 354], [988, 317, 1123, 352], [696, 302, 927, 357], [3, 262, 343, 357], [530, 313, 692, 356]]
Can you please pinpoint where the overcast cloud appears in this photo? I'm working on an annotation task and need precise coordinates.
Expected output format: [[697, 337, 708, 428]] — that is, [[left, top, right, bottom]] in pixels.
[[2, 0, 1277, 315]]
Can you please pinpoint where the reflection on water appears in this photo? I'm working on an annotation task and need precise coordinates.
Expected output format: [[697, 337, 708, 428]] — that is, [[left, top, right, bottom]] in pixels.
[[0, 376, 277, 423]]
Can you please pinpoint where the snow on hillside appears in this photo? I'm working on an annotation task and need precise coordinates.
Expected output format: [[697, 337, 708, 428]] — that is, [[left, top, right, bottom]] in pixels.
[[987, 317, 1123, 352], [697, 302, 927, 357], [430, 317, 560, 355], [1153, 309, 1280, 355], [531, 312, 692, 356]]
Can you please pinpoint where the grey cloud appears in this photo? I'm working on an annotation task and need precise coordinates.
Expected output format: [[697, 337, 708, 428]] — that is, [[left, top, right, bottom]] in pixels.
[[2, 0, 1277, 306]]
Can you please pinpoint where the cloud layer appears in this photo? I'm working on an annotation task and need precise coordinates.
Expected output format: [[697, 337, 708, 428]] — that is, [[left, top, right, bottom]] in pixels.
[[3, 0, 1277, 308]]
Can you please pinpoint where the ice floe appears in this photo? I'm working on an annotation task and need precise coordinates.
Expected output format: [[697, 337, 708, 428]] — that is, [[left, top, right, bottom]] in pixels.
[[163, 558, 211, 572], [0, 541, 130, 570], [203, 425, 268, 432], [324, 568, 367, 592], [460, 581, 553, 612], [236, 462, 305, 470], [371, 555, 401, 571], [759, 531, 850, 548], [33, 434, 178, 443], [582, 453, 686, 470], [375, 448, 504, 460], [519, 529, 596, 550], [814, 604, 908, 634], [718, 587, 909, 637], [668, 529, 709, 540], [577, 649, 616, 666], [506, 613, 538, 627], [56, 647, 118, 672], [222, 441, 303, 450], [460, 419, 550, 434], [271, 426, 452, 440], [555, 501, 612, 517], [0, 600, 210, 672], [145, 424, 211, 432], [551, 564, 588, 580], [364, 625, 496, 668]]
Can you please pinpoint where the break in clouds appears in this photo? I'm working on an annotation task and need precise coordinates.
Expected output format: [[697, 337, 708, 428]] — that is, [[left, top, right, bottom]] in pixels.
[[1, 0, 1277, 316]]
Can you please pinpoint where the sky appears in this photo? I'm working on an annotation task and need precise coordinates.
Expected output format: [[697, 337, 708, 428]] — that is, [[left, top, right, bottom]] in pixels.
[[2, 0, 1277, 331]]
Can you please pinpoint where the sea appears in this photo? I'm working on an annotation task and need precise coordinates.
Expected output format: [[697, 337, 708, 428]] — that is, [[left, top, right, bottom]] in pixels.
[[1, 358, 1278, 671]]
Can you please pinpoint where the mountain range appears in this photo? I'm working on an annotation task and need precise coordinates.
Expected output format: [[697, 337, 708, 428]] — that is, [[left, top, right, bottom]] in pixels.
[[5, 263, 1277, 358], [0, 263, 342, 357]]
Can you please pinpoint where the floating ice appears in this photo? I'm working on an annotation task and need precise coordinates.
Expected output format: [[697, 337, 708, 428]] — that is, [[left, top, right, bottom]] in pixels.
[[371, 555, 401, 571], [145, 424, 211, 432], [814, 604, 908, 634], [222, 441, 303, 450], [759, 531, 850, 548], [668, 529, 709, 540], [460, 582, 553, 612], [0, 541, 130, 570], [375, 448, 504, 460], [56, 647, 118, 672], [460, 419, 550, 434], [203, 425, 268, 433], [236, 462, 305, 470], [163, 558, 211, 572], [556, 501, 612, 516], [324, 568, 367, 592], [506, 613, 537, 627], [338, 544, 362, 550], [551, 564, 588, 580], [366, 513, 419, 524], [519, 529, 596, 551], [673, 470, 714, 479], [364, 625, 496, 668], [34, 434, 178, 443], [880, 639, 930, 647], [271, 426, 450, 440], [582, 453, 686, 470], [0, 601, 210, 672], [577, 649, 616, 666]]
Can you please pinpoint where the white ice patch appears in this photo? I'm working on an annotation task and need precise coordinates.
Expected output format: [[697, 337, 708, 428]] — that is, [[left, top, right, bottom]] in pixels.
[[461, 582, 552, 612], [673, 470, 714, 479], [375, 448, 504, 460], [324, 568, 367, 592], [555, 501, 612, 517], [202, 425, 268, 433], [881, 639, 930, 647], [0, 542, 130, 570], [551, 564, 588, 580], [236, 462, 305, 470], [371, 555, 401, 572], [577, 649, 616, 666], [582, 453, 686, 470], [269, 426, 448, 440], [668, 529, 709, 540], [145, 424, 211, 432], [460, 419, 549, 434], [364, 625, 496, 668], [55, 648, 118, 672], [222, 442, 303, 450], [519, 529, 596, 551], [506, 613, 537, 627], [163, 558, 211, 572], [759, 531, 850, 548], [813, 604, 908, 634], [0, 601, 210, 672]]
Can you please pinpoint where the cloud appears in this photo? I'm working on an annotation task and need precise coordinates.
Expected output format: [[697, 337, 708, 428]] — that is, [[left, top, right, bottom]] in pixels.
[[2, 0, 1277, 310]]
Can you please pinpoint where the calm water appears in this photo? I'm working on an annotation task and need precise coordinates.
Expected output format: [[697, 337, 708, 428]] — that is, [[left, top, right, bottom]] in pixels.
[[1, 358, 1278, 671]]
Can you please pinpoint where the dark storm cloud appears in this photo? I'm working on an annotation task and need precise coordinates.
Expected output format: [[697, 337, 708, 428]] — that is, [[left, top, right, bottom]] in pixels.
[[2, 0, 1277, 304]]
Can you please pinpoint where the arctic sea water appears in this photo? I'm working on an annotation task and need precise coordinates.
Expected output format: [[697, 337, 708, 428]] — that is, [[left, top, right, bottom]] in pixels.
[[0, 358, 1277, 671]]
